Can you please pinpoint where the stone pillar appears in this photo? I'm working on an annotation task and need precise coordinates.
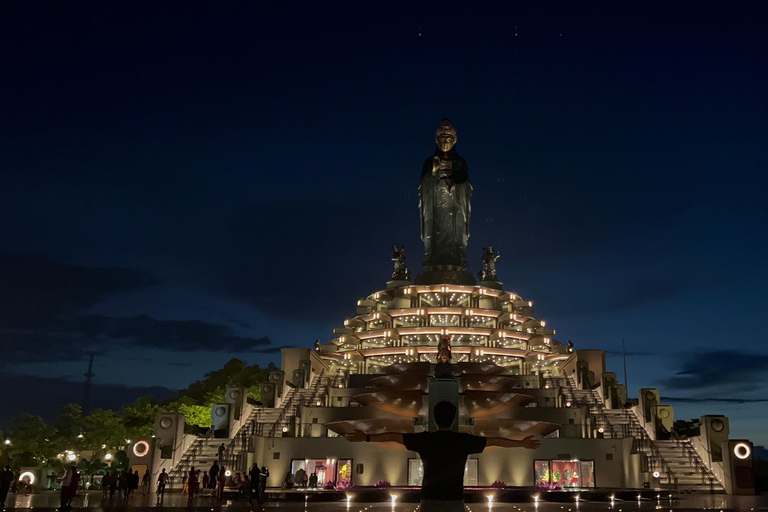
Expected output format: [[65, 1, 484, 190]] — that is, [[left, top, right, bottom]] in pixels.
[[428, 378, 459, 432]]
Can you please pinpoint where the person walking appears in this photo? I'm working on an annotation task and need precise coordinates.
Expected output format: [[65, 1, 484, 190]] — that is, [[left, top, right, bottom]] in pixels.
[[156, 469, 168, 499], [217, 443, 225, 461], [101, 471, 111, 498], [346, 401, 540, 512]]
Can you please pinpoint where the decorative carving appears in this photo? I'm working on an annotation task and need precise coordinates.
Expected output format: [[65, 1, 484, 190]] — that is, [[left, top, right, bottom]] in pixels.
[[390, 245, 411, 281], [478, 246, 501, 282]]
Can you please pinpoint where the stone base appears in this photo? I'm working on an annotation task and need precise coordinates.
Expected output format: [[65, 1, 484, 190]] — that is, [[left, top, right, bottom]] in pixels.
[[414, 266, 476, 286], [478, 280, 503, 290], [386, 279, 412, 290]]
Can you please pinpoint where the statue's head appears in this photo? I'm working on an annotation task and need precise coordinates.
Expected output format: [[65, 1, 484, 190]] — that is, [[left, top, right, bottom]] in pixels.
[[435, 118, 457, 152]]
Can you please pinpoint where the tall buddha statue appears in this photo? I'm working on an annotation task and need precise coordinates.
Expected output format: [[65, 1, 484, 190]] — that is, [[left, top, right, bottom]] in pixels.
[[418, 119, 473, 272]]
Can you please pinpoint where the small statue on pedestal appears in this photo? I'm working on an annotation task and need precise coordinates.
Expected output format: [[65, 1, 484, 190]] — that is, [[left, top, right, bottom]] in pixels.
[[434, 335, 453, 378], [478, 246, 501, 282], [391, 245, 411, 281]]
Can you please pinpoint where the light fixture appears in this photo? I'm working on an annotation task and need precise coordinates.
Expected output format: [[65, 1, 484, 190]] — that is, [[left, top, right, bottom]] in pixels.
[[734, 442, 751, 459], [133, 440, 150, 457]]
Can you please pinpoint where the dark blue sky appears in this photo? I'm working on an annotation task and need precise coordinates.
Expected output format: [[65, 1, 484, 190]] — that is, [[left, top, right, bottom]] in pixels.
[[1, 2, 767, 443]]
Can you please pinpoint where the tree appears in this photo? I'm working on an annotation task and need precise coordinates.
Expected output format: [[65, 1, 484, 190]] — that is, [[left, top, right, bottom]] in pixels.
[[53, 403, 85, 447], [120, 396, 160, 438], [83, 409, 127, 452], [7, 414, 57, 469]]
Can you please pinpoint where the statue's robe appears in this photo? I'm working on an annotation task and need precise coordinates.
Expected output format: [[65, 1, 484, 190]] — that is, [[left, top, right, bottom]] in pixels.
[[418, 148, 472, 268]]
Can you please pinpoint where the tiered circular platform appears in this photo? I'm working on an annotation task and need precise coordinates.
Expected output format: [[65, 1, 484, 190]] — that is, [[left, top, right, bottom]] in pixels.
[[317, 284, 572, 375]]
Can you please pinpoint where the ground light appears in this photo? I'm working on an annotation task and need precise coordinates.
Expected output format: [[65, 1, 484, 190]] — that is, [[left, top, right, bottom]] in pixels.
[[390, 494, 397, 507]]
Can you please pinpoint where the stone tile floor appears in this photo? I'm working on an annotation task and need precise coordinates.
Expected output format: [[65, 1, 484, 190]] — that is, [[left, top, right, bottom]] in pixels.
[[1, 491, 766, 511]]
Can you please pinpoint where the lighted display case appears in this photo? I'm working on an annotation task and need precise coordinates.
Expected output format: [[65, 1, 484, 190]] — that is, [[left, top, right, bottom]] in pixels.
[[408, 458, 478, 486], [534, 459, 594, 488], [291, 458, 353, 486]]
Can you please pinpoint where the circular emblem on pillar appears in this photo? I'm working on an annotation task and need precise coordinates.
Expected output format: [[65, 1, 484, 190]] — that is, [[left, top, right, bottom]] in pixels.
[[159, 416, 173, 429], [711, 419, 725, 432], [133, 440, 150, 457], [734, 442, 751, 460]]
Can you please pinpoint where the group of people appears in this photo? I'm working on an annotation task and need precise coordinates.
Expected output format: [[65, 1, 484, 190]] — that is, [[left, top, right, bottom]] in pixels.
[[185, 462, 268, 502], [99, 468, 146, 499], [282, 468, 318, 488]]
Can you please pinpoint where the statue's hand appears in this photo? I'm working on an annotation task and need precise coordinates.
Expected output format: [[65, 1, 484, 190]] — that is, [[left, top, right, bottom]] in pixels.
[[345, 430, 367, 443], [432, 156, 440, 174]]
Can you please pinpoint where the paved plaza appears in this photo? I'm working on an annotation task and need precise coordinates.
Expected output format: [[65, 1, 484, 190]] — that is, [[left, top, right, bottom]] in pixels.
[[1, 491, 767, 512]]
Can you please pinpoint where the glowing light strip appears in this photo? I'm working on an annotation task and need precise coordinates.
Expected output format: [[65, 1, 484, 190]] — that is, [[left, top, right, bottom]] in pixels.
[[389, 307, 465, 317]]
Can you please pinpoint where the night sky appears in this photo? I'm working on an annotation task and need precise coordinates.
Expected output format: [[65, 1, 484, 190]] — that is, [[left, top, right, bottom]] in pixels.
[[1, 3, 767, 444]]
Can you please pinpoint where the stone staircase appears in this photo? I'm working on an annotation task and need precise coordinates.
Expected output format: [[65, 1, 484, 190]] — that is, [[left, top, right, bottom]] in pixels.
[[166, 369, 332, 490], [555, 376, 723, 493]]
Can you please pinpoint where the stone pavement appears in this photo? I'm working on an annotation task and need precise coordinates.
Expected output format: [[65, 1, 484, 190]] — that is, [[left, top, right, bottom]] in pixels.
[[1, 491, 767, 511]]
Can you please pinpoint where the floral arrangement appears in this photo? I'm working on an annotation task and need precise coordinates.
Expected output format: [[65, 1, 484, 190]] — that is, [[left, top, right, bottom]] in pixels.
[[322, 480, 336, 490], [536, 481, 562, 491], [374, 480, 392, 488], [490, 480, 506, 489], [335, 480, 354, 490]]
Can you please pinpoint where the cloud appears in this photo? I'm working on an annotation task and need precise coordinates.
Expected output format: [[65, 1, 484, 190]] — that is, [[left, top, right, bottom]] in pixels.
[[662, 396, 768, 404], [0, 256, 156, 329], [0, 372, 176, 429], [0, 315, 272, 365], [660, 351, 768, 391], [605, 350, 654, 356], [70, 315, 272, 352]]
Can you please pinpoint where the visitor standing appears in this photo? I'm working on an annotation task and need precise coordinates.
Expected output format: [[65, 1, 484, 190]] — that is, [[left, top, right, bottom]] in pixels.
[[345, 401, 540, 512], [258, 466, 269, 503], [209, 461, 220, 489], [217, 443, 225, 461], [216, 466, 226, 499], [187, 467, 198, 500], [141, 470, 150, 494], [59, 464, 76, 510], [0, 466, 13, 508], [248, 463, 260, 504]]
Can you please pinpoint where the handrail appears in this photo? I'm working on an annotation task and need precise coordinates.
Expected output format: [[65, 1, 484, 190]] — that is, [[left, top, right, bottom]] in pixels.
[[560, 374, 678, 490]]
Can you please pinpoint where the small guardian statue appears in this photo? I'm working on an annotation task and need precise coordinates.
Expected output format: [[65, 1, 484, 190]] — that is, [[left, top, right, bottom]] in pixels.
[[478, 246, 501, 282], [391, 245, 411, 280]]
